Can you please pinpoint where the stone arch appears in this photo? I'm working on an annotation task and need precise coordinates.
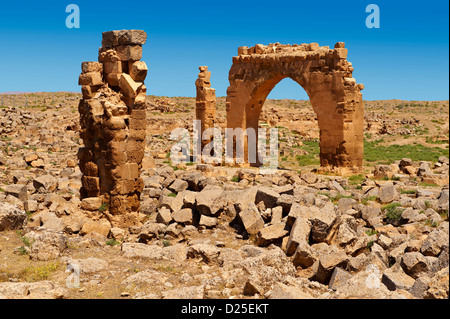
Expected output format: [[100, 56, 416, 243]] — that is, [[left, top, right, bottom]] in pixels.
[[226, 42, 365, 169]]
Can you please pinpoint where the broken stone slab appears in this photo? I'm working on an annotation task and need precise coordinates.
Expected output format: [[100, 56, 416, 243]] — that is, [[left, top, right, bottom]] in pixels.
[[255, 186, 280, 208], [276, 194, 297, 214], [66, 257, 109, 274], [159, 194, 183, 212], [378, 183, 400, 204], [119, 73, 143, 98], [80, 218, 111, 238], [328, 267, 352, 290], [0, 281, 67, 299], [381, 268, 415, 291], [161, 286, 204, 299], [156, 207, 173, 225], [311, 245, 348, 284], [420, 226, 448, 257], [4, 184, 28, 201], [138, 222, 167, 243], [409, 275, 432, 298], [187, 244, 220, 264], [80, 197, 103, 211], [33, 175, 58, 192], [129, 61, 148, 82], [286, 202, 337, 243], [199, 215, 218, 228], [400, 252, 431, 279], [270, 206, 283, 224], [286, 216, 311, 256], [24, 200, 38, 213], [172, 208, 194, 225], [292, 243, 317, 268], [196, 188, 225, 216], [168, 179, 189, 194], [255, 222, 289, 247], [238, 202, 264, 235]]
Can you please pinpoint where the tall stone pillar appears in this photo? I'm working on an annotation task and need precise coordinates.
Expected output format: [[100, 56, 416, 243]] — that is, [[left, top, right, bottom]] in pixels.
[[195, 66, 216, 160], [78, 30, 148, 228]]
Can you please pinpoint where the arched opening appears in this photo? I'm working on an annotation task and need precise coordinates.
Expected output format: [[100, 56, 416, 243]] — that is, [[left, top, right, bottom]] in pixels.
[[260, 78, 320, 169], [226, 42, 365, 170]]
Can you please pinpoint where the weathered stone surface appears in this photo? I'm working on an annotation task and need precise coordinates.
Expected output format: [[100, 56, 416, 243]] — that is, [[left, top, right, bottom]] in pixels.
[[156, 207, 173, 225], [287, 202, 336, 243], [168, 179, 189, 193], [80, 219, 111, 238], [172, 208, 194, 225], [382, 268, 415, 291], [269, 282, 313, 299], [81, 197, 103, 211], [286, 216, 311, 256], [311, 245, 348, 284], [255, 186, 280, 208], [162, 286, 204, 299], [0, 281, 67, 299], [198, 215, 218, 228], [138, 222, 166, 243], [255, 222, 289, 247], [0, 202, 26, 231], [328, 267, 352, 290], [67, 258, 109, 274], [238, 202, 264, 235], [196, 188, 225, 216], [421, 226, 448, 257], [121, 243, 163, 259], [33, 175, 57, 192], [378, 183, 400, 204], [401, 252, 431, 279], [25, 230, 67, 261], [187, 244, 220, 263]]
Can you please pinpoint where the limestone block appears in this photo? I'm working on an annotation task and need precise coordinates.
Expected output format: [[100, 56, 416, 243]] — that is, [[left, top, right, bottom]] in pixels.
[[129, 61, 148, 82], [115, 45, 143, 61], [104, 61, 122, 74], [102, 30, 147, 47], [119, 73, 142, 98], [82, 62, 103, 74], [78, 72, 103, 86]]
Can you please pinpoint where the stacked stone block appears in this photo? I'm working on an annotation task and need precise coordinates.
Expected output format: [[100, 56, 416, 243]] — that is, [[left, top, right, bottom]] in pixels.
[[195, 66, 216, 156], [78, 30, 148, 228]]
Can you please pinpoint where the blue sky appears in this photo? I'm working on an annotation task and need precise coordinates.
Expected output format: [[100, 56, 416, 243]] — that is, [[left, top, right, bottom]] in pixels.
[[0, 0, 448, 100]]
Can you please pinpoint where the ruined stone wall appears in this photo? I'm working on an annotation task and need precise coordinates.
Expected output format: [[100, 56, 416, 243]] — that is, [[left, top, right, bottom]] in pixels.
[[226, 42, 365, 169], [78, 30, 148, 228], [195, 66, 216, 156]]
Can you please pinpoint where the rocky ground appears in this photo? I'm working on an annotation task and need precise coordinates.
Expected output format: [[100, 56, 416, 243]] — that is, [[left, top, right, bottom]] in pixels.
[[0, 93, 448, 299]]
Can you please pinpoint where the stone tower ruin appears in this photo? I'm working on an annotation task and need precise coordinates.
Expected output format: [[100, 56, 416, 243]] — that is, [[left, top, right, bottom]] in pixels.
[[77, 30, 148, 228], [195, 66, 216, 157]]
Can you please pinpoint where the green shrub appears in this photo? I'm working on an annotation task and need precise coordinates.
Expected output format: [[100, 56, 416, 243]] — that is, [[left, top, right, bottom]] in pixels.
[[383, 203, 404, 223]]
